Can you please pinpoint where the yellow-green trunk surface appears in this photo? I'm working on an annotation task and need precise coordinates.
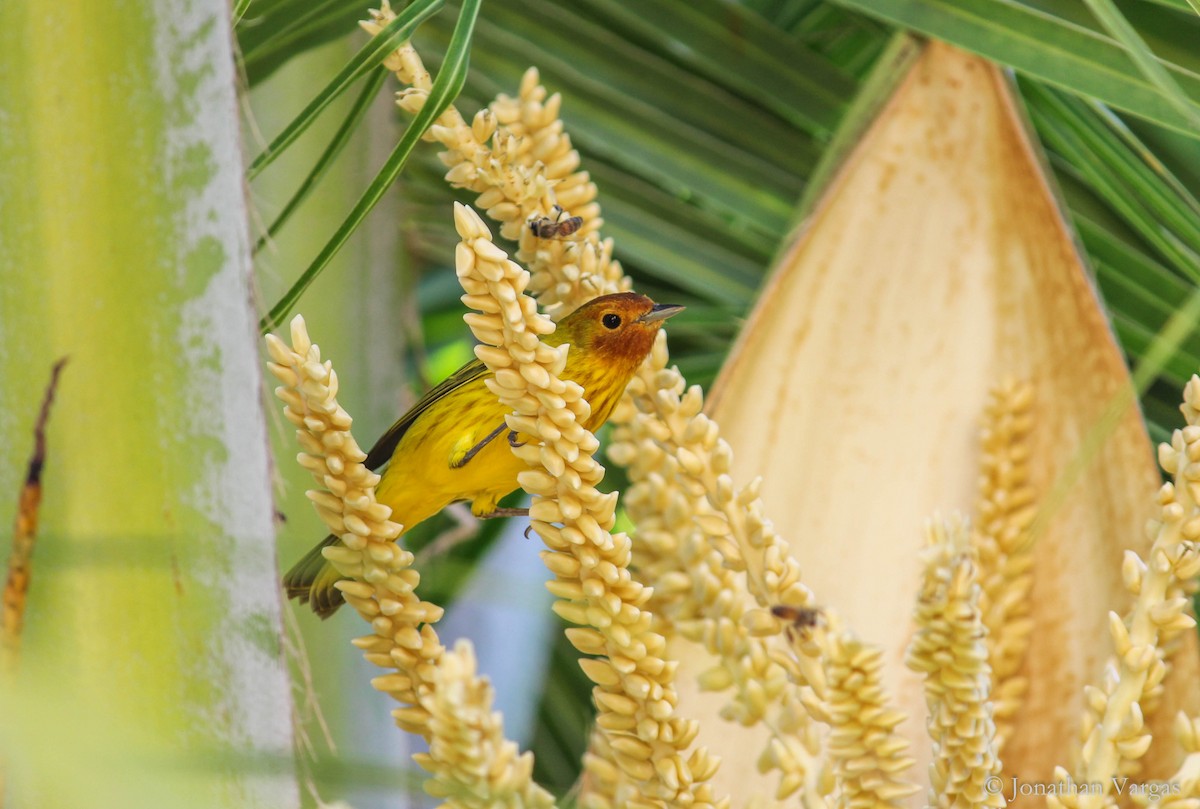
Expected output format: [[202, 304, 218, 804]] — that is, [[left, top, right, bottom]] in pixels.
[[0, 2, 298, 807]]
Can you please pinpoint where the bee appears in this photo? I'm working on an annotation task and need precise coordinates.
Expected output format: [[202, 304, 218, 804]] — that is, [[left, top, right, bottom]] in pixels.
[[529, 205, 584, 239], [772, 604, 822, 631]]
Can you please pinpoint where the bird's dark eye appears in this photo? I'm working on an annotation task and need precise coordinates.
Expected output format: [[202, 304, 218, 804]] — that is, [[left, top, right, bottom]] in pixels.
[[602, 313, 621, 329]]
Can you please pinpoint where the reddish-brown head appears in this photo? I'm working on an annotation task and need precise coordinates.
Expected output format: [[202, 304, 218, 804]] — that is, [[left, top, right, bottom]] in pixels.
[[551, 293, 684, 416], [553, 292, 683, 366]]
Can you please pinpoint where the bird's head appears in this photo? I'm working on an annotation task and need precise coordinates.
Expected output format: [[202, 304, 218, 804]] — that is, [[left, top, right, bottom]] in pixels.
[[550, 292, 684, 371]]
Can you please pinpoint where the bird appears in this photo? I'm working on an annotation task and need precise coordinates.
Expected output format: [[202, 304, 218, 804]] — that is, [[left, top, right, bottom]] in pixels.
[[284, 291, 684, 618]]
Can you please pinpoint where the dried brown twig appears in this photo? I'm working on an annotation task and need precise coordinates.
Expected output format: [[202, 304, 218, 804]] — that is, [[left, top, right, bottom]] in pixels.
[[3, 357, 68, 667]]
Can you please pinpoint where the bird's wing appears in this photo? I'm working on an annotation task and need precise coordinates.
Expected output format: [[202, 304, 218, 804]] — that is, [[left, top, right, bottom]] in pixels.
[[363, 358, 491, 470]]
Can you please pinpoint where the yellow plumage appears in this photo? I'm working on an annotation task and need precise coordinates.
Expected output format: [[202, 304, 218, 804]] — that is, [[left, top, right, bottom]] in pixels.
[[284, 292, 682, 617]]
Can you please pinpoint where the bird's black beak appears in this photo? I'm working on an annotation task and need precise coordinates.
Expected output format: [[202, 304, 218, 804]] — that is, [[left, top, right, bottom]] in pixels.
[[637, 303, 685, 324]]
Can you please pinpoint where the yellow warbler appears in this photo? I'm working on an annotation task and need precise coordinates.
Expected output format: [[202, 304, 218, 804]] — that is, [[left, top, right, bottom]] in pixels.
[[284, 292, 683, 617]]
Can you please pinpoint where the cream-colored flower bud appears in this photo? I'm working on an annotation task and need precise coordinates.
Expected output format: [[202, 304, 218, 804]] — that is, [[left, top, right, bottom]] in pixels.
[[907, 514, 1003, 809], [269, 310, 554, 806], [818, 625, 917, 808], [451, 202, 717, 806], [1049, 369, 1200, 808]]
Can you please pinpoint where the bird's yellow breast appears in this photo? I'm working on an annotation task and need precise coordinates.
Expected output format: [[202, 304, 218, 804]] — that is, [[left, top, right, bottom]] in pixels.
[[374, 383, 521, 526], [373, 346, 638, 531]]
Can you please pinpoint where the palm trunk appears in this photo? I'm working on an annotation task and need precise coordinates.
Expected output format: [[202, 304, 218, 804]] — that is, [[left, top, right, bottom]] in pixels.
[[0, 2, 298, 806]]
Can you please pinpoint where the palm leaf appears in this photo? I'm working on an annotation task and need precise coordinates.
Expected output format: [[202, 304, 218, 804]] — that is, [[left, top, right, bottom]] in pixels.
[[259, 0, 480, 331], [834, 0, 1200, 135]]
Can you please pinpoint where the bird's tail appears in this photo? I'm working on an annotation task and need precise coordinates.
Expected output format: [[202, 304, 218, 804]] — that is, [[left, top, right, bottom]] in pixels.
[[283, 534, 346, 619]]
